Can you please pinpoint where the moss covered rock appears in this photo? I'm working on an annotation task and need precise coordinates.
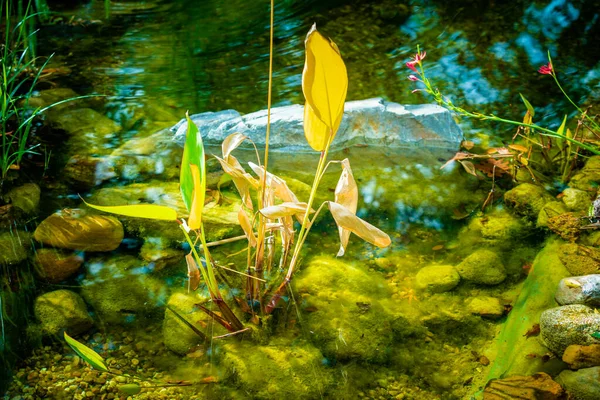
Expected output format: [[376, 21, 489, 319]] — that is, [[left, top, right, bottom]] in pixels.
[[140, 238, 184, 271], [557, 367, 600, 400], [34, 248, 83, 283], [218, 339, 333, 399], [562, 188, 592, 211], [537, 201, 569, 228], [35, 290, 93, 336], [558, 243, 600, 275], [0, 230, 30, 265], [466, 296, 504, 319], [5, 183, 41, 215], [569, 156, 600, 192], [294, 256, 398, 364], [162, 292, 223, 355], [456, 249, 506, 285], [504, 183, 554, 220], [80, 255, 168, 324], [547, 212, 584, 242], [415, 265, 460, 293]]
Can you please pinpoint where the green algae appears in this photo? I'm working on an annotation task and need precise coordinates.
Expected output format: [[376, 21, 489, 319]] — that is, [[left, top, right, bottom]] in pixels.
[[484, 239, 570, 384]]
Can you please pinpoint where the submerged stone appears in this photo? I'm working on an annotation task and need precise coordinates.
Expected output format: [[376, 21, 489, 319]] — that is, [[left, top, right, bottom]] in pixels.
[[34, 248, 83, 283], [568, 156, 600, 192], [562, 188, 592, 211], [540, 304, 600, 356], [557, 243, 600, 275], [555, 275, 600, 307], [0, 230, 31, 265], [162, 292, 221, 355], [34, 210, 124, 251], [547, 212, 584, 242], [172, 98, 463, 153], [218, 339, 333, 400], [465, 208, 533, 247], [5, 183, 41, 215], [63, 155, 116, 188], [140, 238, 183, 271], [466, 296, 504, 319], [537, 201, 568, 228], [504, 183, 554, 220], [415, 264, 460, 293], [562, 344, 600, 370], [35, 290, 93, 336], [456, 249, 506, 285], [80, 255, 168, 324], [483, 373, 565, 400], [556, 367, 600, 400], [294, 256, 398, 364]]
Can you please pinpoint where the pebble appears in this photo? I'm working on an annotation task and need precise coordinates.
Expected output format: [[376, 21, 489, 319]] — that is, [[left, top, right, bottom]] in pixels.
[[555, 274, 600, 307]]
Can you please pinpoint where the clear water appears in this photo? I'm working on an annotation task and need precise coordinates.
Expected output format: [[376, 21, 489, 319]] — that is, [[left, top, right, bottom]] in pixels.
[[2, 0, 600, 398]]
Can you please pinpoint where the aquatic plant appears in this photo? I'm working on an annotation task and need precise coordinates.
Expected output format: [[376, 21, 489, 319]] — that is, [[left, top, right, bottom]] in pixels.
[[406, 47, 600, 184], [82, 21, 390, 339], [0, 1, 93, 185]]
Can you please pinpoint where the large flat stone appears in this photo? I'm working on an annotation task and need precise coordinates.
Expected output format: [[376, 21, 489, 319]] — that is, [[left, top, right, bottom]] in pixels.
[[171, 98, 463, 153]]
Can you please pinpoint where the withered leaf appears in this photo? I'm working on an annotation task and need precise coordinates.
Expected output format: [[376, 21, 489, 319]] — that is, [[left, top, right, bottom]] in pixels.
[[328, 202, 391, 249], [334, 159, 358, 256], [238, 206, 257, 248], [185, 252, 201, 292]]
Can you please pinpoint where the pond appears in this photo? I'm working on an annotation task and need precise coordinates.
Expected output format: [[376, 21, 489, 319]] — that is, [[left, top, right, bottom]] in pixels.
[[1, 0, 600, 399]]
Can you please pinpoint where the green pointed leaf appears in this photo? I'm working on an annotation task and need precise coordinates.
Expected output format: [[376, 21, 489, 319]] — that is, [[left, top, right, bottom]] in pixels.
[[82, 199, 178, 221], [119, 383, 142, 395], [180, 112, 206, 212], [64, 332, 109, 372], [519, 94, 535, 118], [557, 115, 567, 136]]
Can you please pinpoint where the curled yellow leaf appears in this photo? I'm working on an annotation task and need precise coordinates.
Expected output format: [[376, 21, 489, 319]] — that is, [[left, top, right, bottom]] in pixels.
[[302, 24, 348, 151], [222, 132, 248, 161], [238, 206, 257, 248], [214, 155, 257, 209], [328, 202, 391, 249]]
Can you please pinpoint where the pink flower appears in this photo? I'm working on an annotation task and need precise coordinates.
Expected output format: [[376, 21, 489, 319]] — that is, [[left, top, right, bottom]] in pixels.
[[406, 50, 426, 72], [538, 62, 553, 75], [408, 75, 419, 81]]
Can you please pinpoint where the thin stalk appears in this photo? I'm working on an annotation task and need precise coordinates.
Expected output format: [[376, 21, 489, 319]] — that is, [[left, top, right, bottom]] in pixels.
[[552, 74, 600, 133]]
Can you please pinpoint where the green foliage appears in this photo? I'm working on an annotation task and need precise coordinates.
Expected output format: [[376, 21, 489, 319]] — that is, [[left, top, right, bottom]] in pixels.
[[180, 112, 206, 213], [63, 331, 109, 373]]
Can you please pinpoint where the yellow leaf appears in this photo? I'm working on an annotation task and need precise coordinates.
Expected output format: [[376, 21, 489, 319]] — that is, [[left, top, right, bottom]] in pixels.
[[238, 206, 257, 248], [187, 164, 204, 230], [248, 163, 302, 222], [508, 144, 528, 153], [82, 199, 178, 221], [302, 24, 348, 151], [214, 155, 257, 209], [334, 159, 358, 256], [328, 202, 391, 249]]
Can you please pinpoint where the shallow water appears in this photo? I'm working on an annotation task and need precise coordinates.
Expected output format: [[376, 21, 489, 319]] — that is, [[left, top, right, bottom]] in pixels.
[[2, 0, 600, 399]]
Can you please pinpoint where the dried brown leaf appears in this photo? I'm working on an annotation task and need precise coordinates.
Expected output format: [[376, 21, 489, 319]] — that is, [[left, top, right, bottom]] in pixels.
[[185, 253, 201, 292], [260, 202, 311, 220], [222, 133, 248, 161], [335, 159, 358, 256], [328, 202, 391, 249], [238, 207, 257, 247]]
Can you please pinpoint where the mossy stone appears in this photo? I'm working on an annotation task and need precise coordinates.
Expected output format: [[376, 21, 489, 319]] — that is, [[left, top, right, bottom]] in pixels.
[[556, 367, 600, 400], [557, 243, 600, 275], [415, 265, 460, 293], [547, 212, 584, 242], [504, 183, 554, 220], [466, 296, 504, 319], [569, 156, 600, 192], [466, 208, 532, 247], [80, 255, 168, 324], [562, 188, 592, 211], [34, 248, 83, 283], [218, 339, 333, 400], [5, 183, 41, 215], [456, 249, 506, 285], [35, 290, 93, 336], [0, 231, 30, 265], [294, 256, 397, 363], [537, 201, 569, 228]]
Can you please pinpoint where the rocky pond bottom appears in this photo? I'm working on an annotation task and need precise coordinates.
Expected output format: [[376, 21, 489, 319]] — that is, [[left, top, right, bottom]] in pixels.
[[3, 94, 600, 399]]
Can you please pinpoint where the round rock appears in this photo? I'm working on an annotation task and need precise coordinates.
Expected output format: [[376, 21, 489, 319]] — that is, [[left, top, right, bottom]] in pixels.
[[456, 249, 506, 285], [562, 188, 592, 211], [540, 305, 600, 356], [35, 290, 93, 335], [466, 296, 504, 319], [415, 265, 460, 293], [555, 275, 600, 307]]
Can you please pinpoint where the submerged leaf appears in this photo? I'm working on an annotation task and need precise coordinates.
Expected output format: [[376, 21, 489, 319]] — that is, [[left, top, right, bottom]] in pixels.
[[82, 199, 178, 221], [238, 207, 257, 247], [328, 202, 391, 249], [260, 202, 311, 219], [180, 112, 206, 212], [187, 164, 205, 230], [458, 160, 477, 176], [302, 24, 348, 151], [334, 159, 358, 256], [185, 252, 201, 292], [64, 332, 109, 373]]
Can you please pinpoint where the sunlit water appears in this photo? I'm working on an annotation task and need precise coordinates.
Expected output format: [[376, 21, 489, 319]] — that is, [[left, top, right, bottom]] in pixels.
[[2, 0, 600, 398]]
